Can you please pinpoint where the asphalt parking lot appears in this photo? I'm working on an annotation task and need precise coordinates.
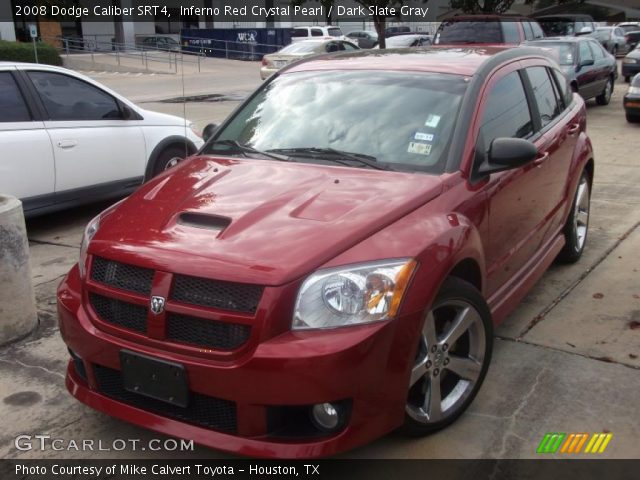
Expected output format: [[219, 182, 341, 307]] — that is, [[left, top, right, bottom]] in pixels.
[[0, 58, 638, 460]]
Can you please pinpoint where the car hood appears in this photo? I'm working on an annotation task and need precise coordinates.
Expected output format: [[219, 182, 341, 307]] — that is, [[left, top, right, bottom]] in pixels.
[[92, 156, 443, 286], [626, 49, 640, 60], [137, 108, 193, 126]]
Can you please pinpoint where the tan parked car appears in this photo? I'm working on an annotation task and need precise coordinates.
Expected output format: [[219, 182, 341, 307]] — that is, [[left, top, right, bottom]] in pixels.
[[260, 39, 359, 79]]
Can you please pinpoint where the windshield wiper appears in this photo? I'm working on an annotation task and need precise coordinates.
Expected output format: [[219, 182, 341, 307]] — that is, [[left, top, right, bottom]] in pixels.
[[208, 139, 291, 162], [268, 147, 395, 171]]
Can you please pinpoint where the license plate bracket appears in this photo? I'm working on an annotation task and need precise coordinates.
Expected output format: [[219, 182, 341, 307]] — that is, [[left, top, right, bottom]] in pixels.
[[120, 350, 189, 408]]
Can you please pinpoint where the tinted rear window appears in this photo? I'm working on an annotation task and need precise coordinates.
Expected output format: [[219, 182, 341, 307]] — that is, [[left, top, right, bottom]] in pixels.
[[291, 28, 308, 37], [328, 28, 343, 37], [539, 19, 575, 36], [437, 21, 503, 44]]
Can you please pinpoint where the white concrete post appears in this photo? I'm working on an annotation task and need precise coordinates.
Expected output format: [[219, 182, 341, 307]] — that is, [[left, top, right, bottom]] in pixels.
[[0, 195, 37, 345]]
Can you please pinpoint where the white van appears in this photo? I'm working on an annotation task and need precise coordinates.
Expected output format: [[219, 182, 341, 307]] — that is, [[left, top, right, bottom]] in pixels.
[[291, 26, 346, 43]]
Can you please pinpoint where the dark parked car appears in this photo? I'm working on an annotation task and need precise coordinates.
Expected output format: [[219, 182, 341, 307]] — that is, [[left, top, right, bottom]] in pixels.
[[535, 14, 597, 37], [624, 73, 640, 122], [626, 31, 640, 52], [346, 30, 378, 48], [526, 37, 617, 105], [435, 15, 545, 45], [623, 46, 640, 82], [385, 25, 411, 36], [59, 46, 593, 458]]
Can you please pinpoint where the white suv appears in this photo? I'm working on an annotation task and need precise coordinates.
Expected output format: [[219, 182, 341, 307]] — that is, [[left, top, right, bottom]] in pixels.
[[291, 26, 346, 43], [0, 62, 204, 217]]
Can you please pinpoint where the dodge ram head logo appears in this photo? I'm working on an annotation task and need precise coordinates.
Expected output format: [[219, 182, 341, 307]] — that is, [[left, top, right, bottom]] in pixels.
[[150, 296, 166, 315]]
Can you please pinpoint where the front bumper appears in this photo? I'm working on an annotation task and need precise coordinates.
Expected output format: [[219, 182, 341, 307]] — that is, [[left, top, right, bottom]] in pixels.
[[58, 265, 419, 458]]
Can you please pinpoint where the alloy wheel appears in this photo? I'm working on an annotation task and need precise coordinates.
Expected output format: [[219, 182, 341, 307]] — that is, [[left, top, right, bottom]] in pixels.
[[164, 157, 182, 170], [573, 175, 590, 252], [406, 299, 486, 424]]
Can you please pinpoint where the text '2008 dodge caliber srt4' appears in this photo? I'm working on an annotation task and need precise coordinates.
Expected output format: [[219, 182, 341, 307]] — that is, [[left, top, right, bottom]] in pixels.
[[58, 46, 594, 458]]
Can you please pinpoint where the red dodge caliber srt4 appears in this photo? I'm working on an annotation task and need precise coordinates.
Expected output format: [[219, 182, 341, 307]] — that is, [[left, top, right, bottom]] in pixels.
[[58, 47, 594, 458]]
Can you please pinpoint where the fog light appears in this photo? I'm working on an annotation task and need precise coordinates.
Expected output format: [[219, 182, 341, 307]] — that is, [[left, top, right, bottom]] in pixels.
[[311, 403, 340, 431]]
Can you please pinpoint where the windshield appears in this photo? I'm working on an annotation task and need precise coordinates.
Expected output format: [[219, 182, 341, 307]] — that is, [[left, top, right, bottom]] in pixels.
[[279, 42, 322, 54], [204, 70, 468, 174], [532, 42, 575, 65], [619, 24, 640, 34], [539, 19, 575, 36], [436, 21, 502, 44]]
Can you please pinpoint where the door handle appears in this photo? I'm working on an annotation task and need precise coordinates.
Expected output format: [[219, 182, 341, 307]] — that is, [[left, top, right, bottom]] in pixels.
[[533, 152, 549, 167], [57, 139, 78, 149], [567, 124, 580, 135]]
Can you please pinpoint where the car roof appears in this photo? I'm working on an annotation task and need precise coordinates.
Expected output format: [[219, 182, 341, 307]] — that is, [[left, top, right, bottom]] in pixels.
[[537, 14, 594, 20], [286, 46, 550, 77]]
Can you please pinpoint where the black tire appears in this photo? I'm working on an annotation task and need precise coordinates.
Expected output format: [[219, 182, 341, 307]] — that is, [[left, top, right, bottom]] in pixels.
[[612, 45, 618, 56], [625, 76, 631, 83], [627, 113, 640, 123], [596, 78, 613, 105], [152, 146, 188, 177], [557, 171, 591, 264], [402, 277, 493, 436]]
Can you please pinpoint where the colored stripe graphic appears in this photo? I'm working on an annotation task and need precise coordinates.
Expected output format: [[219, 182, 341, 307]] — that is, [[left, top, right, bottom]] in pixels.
[[537, 433, 565, 453], [538, 433, 613, 454]]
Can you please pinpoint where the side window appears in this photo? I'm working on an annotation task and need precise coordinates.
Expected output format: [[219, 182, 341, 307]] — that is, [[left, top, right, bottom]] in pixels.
[[479, 71, 533, 150], [27, 71, 121, 121], [578, 41, 594, 64], [523, 21, 534, 40], [325, 42, 339, 53], [342, 42, 358, 51], [311, 28, 323, 37], [531, 22, 545, 39], [615, 28, 624, 37], [527, 66, 561, 129], [0, 72, 31, 122], [502, 22, 520, 43], [590, 40, 605, 60], [552, 68, 573, 108]]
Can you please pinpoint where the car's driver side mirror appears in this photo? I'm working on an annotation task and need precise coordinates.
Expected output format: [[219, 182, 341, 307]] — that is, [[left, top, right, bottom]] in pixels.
[[477, 137, 538, 175]]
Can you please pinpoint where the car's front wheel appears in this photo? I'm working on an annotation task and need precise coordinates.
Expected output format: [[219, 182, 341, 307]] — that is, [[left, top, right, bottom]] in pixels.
[[557, 171, 591, 263], [152, 146, 188, 176], [403, 277, 493, 435]]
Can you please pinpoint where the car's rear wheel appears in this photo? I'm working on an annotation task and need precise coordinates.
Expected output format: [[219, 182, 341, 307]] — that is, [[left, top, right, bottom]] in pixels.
[[627, 113, 640, 123], [625, 76, 631, 83], [557, 171, 591, 263], [403, 277, 492, 435], [596, 78, 613, 105], [152, 146, 188, 176], [612, 45, 618, 56]]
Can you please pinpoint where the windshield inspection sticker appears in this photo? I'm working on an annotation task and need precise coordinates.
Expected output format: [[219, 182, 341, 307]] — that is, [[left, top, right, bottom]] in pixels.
[[414, 132, 434, 142], [408, 142, 432, 156], [425, 114, 441, 128]]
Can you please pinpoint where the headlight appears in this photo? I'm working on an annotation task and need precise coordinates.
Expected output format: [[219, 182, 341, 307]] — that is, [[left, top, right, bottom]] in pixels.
[[628, 86, 640, 95], [622, 58, 637, 64], [78, 216, 100, 279], [293, 259, 417, 330]]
